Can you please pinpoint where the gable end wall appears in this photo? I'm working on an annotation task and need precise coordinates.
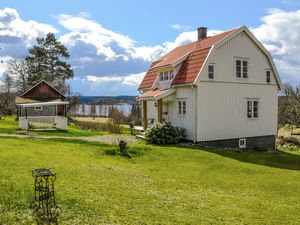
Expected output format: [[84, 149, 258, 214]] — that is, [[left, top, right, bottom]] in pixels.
[[196, 31, 279, 142]]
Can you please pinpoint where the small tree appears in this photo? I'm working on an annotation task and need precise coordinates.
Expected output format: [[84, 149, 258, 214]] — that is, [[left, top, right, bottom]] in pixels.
[[66, 85, 80, 117], [278, 83, 300, 127], [0, 73, 16, 116], [90, 102, 96, 120], [6, 58, 29, 94]]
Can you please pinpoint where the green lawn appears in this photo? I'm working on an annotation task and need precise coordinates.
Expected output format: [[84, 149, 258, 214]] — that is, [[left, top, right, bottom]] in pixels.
[[0, 116, 108, 137], [1, 137, 300, 224]]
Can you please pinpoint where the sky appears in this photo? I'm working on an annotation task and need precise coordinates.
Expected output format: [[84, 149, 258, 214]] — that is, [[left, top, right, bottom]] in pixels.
[[0, 0, 300, 96]]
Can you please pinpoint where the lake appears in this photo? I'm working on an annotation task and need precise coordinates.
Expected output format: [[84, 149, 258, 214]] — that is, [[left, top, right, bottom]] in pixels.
[[76, 103, 133, 117]]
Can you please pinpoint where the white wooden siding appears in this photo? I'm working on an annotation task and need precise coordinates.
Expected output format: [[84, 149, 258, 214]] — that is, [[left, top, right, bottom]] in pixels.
[[197, 82, 278, 141], [167, 87, 196, 140], [196, 30, 279, 141], [146, 101, 157, 121], [144, 86, 196, 140], [200, 31, 278, 86]]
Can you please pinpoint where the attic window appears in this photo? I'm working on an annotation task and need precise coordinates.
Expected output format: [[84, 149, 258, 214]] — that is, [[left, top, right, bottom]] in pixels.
[[236, 60, 248, 78], [159, 72, 164, 81], [164, 71, 169, 80], [159, 70, 175, 81], [208, 65, 214, 79], [266, 70, 271, 83]]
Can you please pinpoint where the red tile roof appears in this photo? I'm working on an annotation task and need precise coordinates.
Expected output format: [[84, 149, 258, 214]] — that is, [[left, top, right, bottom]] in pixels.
[[138, 89, 170, 99], [139, 28, 238, 89]]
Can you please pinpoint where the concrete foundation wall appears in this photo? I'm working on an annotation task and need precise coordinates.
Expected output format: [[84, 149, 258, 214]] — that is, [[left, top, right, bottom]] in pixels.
[[198, 135, 276, 150]]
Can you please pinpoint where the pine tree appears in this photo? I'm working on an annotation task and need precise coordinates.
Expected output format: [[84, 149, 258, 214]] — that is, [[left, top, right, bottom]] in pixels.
[[25, 33, 74, 91]]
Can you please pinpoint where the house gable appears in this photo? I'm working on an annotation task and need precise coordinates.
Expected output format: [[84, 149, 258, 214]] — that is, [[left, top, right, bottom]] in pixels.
[[195, 26, 282, 90], [21, 80, 66, 100]]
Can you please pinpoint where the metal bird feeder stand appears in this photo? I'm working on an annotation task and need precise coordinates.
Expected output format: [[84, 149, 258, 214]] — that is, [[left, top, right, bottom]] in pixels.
[[32, 168, 60, 224]]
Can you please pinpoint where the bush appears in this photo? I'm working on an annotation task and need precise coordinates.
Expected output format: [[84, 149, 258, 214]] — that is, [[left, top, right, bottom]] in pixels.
[[73, 119, 121, 133], [118, 140, 131, 158], [277, 136, 300, 151], [145, 122, 185, 145]]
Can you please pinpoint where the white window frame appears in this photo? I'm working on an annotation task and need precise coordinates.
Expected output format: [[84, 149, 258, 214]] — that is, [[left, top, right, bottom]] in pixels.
[[208, 65, 214, 79], [246, 99, 259, 119], [177, 99, 186, 115], [34, 106, 43, 111], [236, 58, 248, 79], [159, 72, 164, 81], [239, 138, 246, 148], [164, 71, 169, 80]]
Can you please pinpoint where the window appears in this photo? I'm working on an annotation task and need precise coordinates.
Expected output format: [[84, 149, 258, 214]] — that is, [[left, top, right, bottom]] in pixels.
[[266, 70, 271, 83], [208, 65, 214, 79], [247, 100, 259, 119], [236, 59, 248, 78], [177, 100, 186, 115], [242, 61, 248, 78], [159, 72, 164, 81], [178, 101, 182, 114], [239, 138, 246, 148], [164, 71, 169, 80], [236, 60, 241, 78], [169, 70, 174, 79], [182, 101, 186, 114], [34, 106, 42, 111], [159, 70, 175, 81]]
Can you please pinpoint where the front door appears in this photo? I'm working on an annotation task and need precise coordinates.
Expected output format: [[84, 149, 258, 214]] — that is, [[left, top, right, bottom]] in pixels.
[[162, 103, 169, 122]]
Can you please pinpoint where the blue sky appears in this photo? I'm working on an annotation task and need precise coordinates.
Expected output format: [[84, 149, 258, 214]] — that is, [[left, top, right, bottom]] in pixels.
[[0, 0, 300, 95]]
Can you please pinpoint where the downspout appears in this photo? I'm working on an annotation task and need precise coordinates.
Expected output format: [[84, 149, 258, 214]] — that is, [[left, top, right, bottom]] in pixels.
[[192, 84, 197, 143]]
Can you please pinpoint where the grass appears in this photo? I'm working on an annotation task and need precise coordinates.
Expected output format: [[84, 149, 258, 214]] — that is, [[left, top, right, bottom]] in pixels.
[[72, 116, 110, 123], [1, 137, 300, 224], [0, 116, 108, 137]]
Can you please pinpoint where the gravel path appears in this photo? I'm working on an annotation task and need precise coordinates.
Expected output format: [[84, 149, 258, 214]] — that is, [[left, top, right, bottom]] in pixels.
[[0, 133, 139, 144]]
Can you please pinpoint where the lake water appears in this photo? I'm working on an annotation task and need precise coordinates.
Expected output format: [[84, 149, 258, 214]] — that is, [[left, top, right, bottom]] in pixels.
[[76, 103, 133, 117]]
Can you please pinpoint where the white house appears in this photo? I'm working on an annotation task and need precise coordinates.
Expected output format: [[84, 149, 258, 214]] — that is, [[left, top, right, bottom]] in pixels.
[[138, 26, 282, 150]]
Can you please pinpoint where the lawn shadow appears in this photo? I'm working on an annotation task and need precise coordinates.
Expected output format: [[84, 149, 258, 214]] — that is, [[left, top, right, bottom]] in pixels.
[[176, 145, 300, 171]]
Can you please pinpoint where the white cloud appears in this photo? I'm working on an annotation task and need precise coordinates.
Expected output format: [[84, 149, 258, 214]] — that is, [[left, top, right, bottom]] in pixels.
[[252, 8, 300, 83], [169, 24, 191, 31], [0, 7, 58, 47], [85, 72, 145, 87], [282, 0, 300, 6]]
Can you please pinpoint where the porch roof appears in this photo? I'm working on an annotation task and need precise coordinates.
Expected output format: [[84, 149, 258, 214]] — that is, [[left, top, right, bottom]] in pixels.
[[16, 96, 69, 107], [138, 88, 175, 101]]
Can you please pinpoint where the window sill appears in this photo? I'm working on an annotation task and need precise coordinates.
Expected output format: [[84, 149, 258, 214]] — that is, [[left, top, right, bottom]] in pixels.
[[246, 118, 259, 121], [236, 77, 249, 80]]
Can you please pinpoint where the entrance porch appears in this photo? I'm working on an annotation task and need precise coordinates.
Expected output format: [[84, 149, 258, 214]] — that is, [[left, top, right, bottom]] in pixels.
[[138, 89, 175, 131]]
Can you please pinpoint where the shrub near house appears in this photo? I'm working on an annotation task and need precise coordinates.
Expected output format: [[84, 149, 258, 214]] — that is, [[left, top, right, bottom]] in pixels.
[[145, 122, 185, 144]]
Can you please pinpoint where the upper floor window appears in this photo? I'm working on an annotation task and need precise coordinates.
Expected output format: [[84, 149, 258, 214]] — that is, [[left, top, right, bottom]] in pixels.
[[266, 70, 271, 83], [159, 72, 164, 81], [164, 71, 169, 80], [159, 70, 175, 81], [236, 59, 248, 78], [208, 65, 214, 79], [247, 100, 259, 119], [177, 100, 186, 115]]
